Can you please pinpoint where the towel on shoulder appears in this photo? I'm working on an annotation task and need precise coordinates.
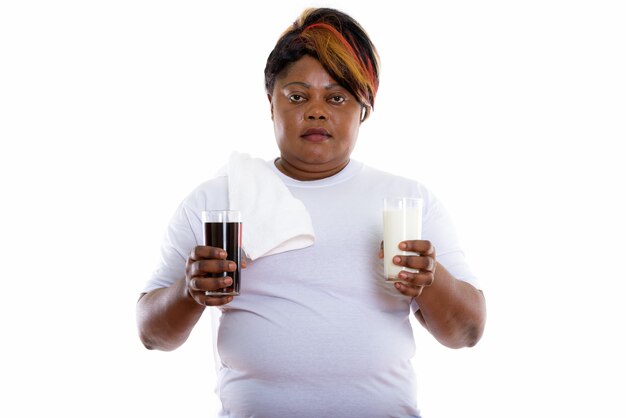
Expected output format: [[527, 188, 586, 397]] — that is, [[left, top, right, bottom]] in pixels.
[[226, 152, 315, 260]]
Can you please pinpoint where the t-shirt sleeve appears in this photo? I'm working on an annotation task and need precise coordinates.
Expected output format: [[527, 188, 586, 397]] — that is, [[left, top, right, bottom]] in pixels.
[[141, 202, 201, 294], [140, 176, 228, 294], [421, 188, 480, 289]]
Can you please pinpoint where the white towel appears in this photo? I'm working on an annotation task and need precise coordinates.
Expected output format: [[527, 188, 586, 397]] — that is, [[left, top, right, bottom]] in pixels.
[[227, 152, 315, 260]]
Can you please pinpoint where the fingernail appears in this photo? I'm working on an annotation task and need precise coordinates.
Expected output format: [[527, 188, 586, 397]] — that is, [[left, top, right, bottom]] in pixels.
[[399, 242, 407, 250], [393, 256, 401, 264], [398, 272, 407, 279]]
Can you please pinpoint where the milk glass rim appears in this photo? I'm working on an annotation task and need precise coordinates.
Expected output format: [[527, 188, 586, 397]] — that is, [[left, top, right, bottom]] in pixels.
[[383, 197, 423, 208]]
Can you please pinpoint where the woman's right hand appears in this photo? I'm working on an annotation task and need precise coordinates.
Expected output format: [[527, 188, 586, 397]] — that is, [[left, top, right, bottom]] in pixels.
[[185, 246, 237, 306]]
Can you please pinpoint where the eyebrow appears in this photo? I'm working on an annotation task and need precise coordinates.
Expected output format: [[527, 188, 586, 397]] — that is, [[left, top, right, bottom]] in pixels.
[[281, 81, 343, 90]]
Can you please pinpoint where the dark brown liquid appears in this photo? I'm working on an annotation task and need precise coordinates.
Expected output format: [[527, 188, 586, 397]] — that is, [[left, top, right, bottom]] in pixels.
[[203, 222, 241, 295]]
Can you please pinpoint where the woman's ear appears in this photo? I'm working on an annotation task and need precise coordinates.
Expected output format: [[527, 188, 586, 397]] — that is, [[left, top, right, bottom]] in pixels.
[[360, 105, 368, 123], [267, 93, 274, 120]]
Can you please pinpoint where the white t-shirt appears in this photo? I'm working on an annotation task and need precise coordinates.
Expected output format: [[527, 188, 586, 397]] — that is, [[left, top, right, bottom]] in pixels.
[[143, 159, 479, 418]]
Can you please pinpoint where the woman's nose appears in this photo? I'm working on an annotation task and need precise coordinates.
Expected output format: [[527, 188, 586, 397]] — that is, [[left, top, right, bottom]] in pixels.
[[304, 100, 328, 120]]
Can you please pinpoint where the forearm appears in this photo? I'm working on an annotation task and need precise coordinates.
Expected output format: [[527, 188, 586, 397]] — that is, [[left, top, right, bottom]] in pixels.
[[136, 277, 206, 351], [415, 263, 486, 348]]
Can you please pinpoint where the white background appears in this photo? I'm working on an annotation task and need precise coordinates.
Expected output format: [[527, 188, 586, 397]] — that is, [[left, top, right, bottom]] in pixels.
[[1, 1, 625, 417]]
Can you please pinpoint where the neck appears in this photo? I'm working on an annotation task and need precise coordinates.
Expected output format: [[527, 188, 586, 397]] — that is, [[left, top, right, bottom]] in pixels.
[[274, 158, 349, 181]]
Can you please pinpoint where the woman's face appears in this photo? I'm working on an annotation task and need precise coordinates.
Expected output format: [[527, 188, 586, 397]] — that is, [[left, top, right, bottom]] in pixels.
[[269, 55, 363, 180]]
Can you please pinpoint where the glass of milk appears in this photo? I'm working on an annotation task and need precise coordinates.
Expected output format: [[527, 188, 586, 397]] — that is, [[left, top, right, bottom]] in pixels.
[[383, 197, 423, 282]]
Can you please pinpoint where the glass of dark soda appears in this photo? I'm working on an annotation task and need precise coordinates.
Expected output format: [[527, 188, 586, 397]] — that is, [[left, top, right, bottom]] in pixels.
[[202, 210, 242, 296]]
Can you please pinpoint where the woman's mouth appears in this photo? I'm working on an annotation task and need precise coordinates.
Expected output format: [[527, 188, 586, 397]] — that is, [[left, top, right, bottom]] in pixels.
[[301, 128, 331, 142]]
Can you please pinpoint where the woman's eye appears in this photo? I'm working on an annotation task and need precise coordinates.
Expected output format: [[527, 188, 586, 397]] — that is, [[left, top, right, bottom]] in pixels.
[[289, 94, 305, 103], [329, 95, 346, 104]]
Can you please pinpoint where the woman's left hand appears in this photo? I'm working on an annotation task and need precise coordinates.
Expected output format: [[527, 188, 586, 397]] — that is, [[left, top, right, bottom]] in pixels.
[[381, 240, 437, 298]]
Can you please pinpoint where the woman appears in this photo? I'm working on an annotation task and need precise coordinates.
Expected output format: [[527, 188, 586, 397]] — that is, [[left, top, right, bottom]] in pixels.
[[137, 8, 486, 417]]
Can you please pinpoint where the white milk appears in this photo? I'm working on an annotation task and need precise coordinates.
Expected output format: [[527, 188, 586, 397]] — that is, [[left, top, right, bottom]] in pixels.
[[383, 199, 423, 281]]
